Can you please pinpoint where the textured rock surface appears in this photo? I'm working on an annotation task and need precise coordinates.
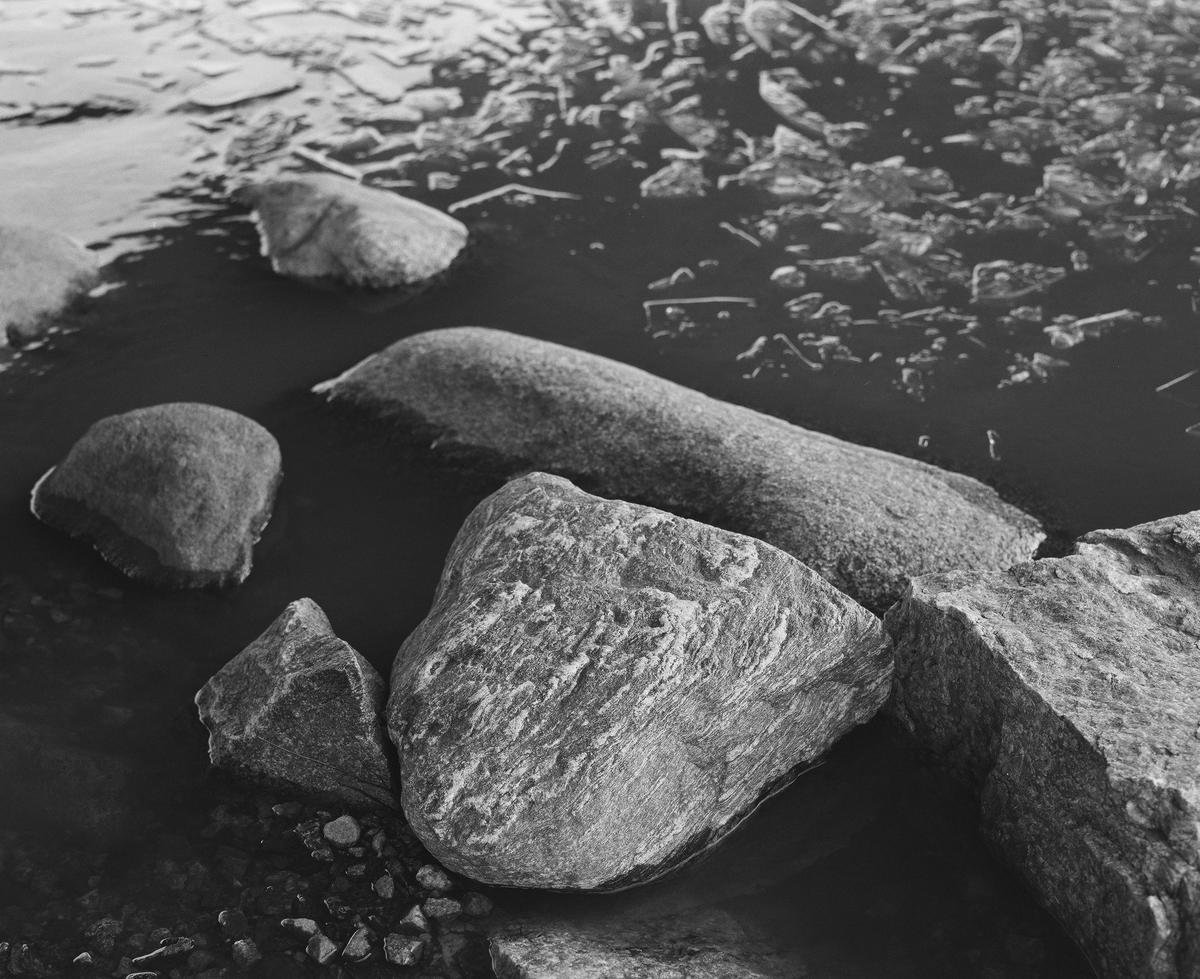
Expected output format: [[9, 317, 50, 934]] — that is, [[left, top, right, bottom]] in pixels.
[[887, 511, 1200, 979], [237, 175, 467, 288], [0, 224, 99, 345], [31, 403, 281, 588], [196, 599, 395, 808], [315, 327, 1043, 612], [490, 909, 797, 978], [389, 472, 891, 891]]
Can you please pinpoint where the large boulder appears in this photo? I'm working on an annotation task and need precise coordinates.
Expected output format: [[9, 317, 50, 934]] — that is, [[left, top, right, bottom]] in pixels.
[[886, 511, 1200, 979], [490, 909, 799, 978], [196, 599, 395, 808], [315, 326, 1044, 612], [236, 174, 468, 288], [0, 224, 100, 345], [31, 403, 281, 588], [389, 472, 891, 891]]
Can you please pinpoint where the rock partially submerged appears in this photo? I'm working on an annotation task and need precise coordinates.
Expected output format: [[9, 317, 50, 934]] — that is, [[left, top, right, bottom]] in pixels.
[[887, 511, 1200, 979], [0, 224, 100, 345], [389, 472, 890, 891], [490, 909, 797, 978], [236, 175, 468, 289], [315, 327, 1043, 611], [31, 403, 280, 588], [196, 599, 394, 808]]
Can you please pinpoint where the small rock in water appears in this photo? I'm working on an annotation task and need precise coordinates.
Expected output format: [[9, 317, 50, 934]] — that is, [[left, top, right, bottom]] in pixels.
[[422, 897, 462, 922], [195, 600, 393, 807], [462, 892, 493, 917], [415, 864, 452, 894], [341, 926, 372, 962], [0, 224, 101, 345], [389, 472, 891, 890], [235, 174, 468, 289], [383, 933, 424, 967], [218, 908, 248, 938], [373, 874, 395, 899], [397, 905, 430, 934], [305, 933, 338, 965], [231, 938, 261, 970], [280, 917, 319, 938], [31, 403, 280, 589], [323, 814, 362, 847]]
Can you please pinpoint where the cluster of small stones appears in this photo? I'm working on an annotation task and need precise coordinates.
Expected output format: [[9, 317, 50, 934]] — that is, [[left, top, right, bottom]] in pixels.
[[0, 789, 493, 978]]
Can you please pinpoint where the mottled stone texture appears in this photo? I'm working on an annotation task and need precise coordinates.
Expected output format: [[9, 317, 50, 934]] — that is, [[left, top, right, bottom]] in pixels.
[[887, 511, 1200, 979], [0, 224, 99, 345], [490, 909, 796, 978], [31, 403, 281, 588], [315, 327, 1042, 612], [238, 175, 467, 288], [389, 472, 891, 891], [196, 599, 395, 808]]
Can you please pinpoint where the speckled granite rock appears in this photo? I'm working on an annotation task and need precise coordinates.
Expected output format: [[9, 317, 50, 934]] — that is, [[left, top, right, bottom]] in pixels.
[[196, 599, 395, 808], [389, 472, 891, 891], [31, 403, 281, 588], [237, 175, 467, 288], [886, 511, 1200, 979], [315, 327, 1043, 612], [0, 224, 99, 345], [490, 909, 797, 978]]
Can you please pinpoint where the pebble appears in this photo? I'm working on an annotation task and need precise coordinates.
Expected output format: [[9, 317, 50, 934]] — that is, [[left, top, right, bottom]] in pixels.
[[373, 874, 395, 899], [125, 974, 158, 979], [280, 917, 320, 938], [383, 933, 425, 967], [306, 933, 338, 965], [218, 908, 249, 938], [322, 815, 361, 847], [397, 904, 430, 934], [415, 864, 452, 893], [342, 926, 372, 962], [422, 897, 462, 922], [73, 951, 93, 966], [231, 938, 261, 970]]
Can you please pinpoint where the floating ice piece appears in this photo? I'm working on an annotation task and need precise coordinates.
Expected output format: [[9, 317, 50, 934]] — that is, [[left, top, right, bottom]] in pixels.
[[970, 261, 1067, 308], [185, 64, 300, 109]]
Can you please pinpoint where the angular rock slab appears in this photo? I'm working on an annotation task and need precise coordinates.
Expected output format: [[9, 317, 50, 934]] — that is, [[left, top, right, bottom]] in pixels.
[[0, 223, 100, 345], [389, 472, 891, 891], [237, 174, 468, 288], [886, 512, 1200, 979], [196, 599, 395, 808], [490, 909, 798, 978], [31, 403, 281, 588], [315, 327, 1043, 612]]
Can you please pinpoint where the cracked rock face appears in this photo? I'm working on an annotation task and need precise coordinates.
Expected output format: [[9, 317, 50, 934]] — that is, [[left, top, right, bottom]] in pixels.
[[389, 472, 891, 891], [196, 599, 395, 809], [238, 175, 468, 289], [315, 326, 1043, 612], [0, 224, 100, 345], [31, 403, 281, 588], [886, 511, 1200, 979]]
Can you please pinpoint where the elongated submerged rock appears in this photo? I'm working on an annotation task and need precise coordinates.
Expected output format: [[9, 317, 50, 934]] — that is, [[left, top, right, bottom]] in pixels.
[[196, 599, 395, 808], [0, 223, 99, 345], [887, 512, 1200, 979], [237, 175, 467, 289], [31, 403, 280, 588], [390, 472, 891, 891], [316, 328, 1042, 612]]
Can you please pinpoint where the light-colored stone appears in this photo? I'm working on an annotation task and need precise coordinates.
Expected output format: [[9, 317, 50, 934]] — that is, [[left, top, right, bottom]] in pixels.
[[315, 327, 1042, 612], [195, 599, 394, 808], [237, 174, 467, 288], [0, 223, 99, 345], [886, 511, 1200, 979], [31, 403, 280, 588], [390, 472, 891, 891]]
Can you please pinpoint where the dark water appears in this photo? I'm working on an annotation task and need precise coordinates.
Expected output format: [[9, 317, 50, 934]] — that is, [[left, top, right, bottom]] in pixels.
[[7, 181, 1200, 975]]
